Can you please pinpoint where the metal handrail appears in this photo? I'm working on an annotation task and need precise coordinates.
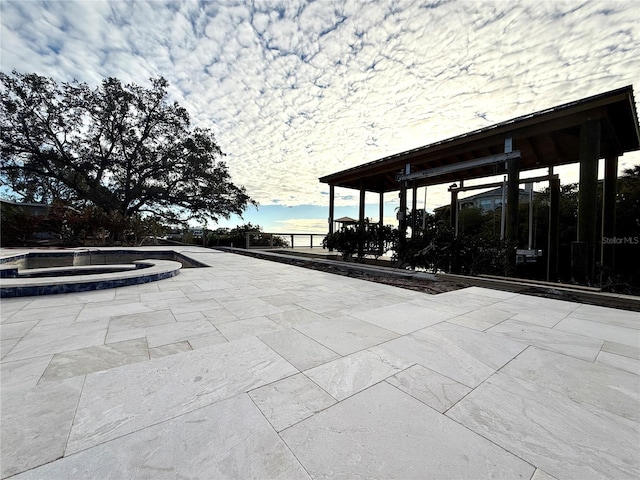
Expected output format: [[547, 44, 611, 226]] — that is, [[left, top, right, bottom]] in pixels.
[[244, 232, 327, 249]]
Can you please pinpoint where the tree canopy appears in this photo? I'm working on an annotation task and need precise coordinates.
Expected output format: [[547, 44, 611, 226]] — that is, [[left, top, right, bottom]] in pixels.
[[0, 71, 255, 223]]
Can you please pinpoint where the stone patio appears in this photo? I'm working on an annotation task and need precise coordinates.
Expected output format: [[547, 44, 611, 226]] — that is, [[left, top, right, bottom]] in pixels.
[[1, 247, 639, 479]]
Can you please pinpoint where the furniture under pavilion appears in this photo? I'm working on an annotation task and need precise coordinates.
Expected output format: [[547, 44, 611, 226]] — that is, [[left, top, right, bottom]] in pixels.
[[319, 86, 640, 283]]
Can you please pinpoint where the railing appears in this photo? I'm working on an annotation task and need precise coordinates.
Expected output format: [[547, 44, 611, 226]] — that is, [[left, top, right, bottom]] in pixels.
[[244, 232, 327, 249]]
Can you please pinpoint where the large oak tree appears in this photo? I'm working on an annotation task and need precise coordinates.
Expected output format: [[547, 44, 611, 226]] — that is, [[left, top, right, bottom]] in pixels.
[[0, 71, 255, 223]]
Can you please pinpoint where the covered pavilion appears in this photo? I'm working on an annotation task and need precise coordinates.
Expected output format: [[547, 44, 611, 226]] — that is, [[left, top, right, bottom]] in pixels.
[[320, 86, 640, 283]]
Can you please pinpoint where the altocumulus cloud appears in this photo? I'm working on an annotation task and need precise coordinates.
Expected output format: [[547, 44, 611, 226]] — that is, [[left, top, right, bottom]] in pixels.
[[1, 0, 639, 214]]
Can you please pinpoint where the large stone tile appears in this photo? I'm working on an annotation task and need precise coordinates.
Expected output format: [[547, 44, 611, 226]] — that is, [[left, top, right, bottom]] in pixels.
[[489, 299, 569, 320], [186, 331, 228, 349], [259, 328, 340, 371], [0, 337, 20, 360], [502, 347, 640, 421], [230, 285, 288, 300], [408, 297, 476, 316], [427, 290, 501, 309], [216, 316, 285, 341], [267, 308, 332, 328], [190, 278, 235, 291], [447, 371, 640, 480], [249, 374, 336, 432], [0, 320, 38, 340], [461, 286, 519, 299], [295, 315, 398, 356], [353, 292, 407, 310], [65, 289, 118, 303], [75, 302, 153, 321], [0, 354, 52, 389], [219, 297, 283, 319], [350, 301, 453, 334], [201, 306, 240, 324], [376, 323, 526, 388], [114, 290, 140, 301], [13, 394, 310, 480], [386, 364, 472, 412], [157, 280, 200, 292], [66, 336, 298, 454], [145, 318, 220, 347], [41, 338, 149, 381], [109, 309, 176, 329], [602, 340, 640, 359], [172, 311, 206, 323], [188, 288, 236, 303], [497, 294, 580, 314], [1, 304, 83, 324], [168, 298, 225, 315], [138, 289, 188, 303], [3, 319, 109, 362], [281, 381, 534, 480], [531, 469, 559, 480], [506, 308, 570, 328], [554, 316, 640, 347], [1, 376, 84, 478], [304, 348, 413, 401], [487, 319, 603, 361], [294, 298, 348, 314], [445, 305, 514, 331], [568, 304, 640, 329], [148, 340, 192, 359], [596, 350, 640, 376], [261, 293, 310, 307], [414, 322, 528, 369], [14, 291, 110, 309], [105, 309, 176, 343], [0, 298, 31, 318]]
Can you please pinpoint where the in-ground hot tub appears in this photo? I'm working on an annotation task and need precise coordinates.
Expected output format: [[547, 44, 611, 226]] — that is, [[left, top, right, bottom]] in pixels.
[[0, 249, 205, 298]]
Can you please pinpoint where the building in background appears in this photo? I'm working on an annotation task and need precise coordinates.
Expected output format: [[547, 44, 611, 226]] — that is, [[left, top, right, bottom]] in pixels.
[[459, 185, 534, 212]]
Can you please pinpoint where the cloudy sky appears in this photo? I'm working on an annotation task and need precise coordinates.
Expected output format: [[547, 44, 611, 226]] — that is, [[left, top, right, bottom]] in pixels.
[[2, 0, 639, 233]]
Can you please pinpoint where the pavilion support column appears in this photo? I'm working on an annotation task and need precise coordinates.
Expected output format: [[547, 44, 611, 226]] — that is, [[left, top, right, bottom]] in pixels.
[[379, 191, 385, 256], [411, 184, 418, 239], [328, 185, 335, 234], [358, 182, 366, 259], [399, 183, 408, 251], [422, 186, 428, 230], [547, 177, 560, 282], [601, 155, 618, 278], [506, 156, 520, 273], [450, 190, 458, 232], [328, 184, 335, 251], [573, 119, 600, 284]]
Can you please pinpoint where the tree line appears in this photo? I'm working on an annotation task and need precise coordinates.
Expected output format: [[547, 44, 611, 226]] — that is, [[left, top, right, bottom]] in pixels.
[[1, 71, 255, 239]]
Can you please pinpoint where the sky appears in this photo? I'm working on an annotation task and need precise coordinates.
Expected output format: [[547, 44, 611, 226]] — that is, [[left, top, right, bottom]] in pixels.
[[1, 0, 639, 233]]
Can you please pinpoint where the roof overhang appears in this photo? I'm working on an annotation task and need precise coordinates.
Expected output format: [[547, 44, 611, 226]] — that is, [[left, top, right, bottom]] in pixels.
[[319, 86, 640, 193]]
